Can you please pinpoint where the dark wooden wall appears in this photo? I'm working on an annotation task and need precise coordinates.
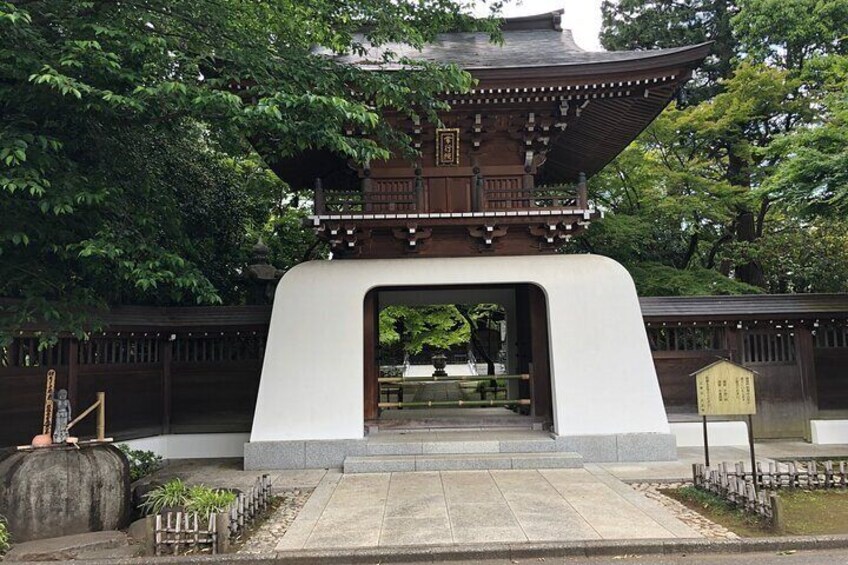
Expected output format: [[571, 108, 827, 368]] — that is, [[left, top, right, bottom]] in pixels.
[[3, 305, 848, 447], [1, 332, 265, 448]]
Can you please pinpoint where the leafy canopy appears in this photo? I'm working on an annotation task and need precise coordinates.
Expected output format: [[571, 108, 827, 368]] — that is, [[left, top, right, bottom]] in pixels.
[[0, 0, 500, 340]]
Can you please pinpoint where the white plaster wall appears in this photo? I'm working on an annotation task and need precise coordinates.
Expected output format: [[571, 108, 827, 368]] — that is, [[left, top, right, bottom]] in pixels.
[[811, 420, 848, 444], [250, 255, 670, 442], [670, 421, 749, 447], [120, 433, 249, 459]]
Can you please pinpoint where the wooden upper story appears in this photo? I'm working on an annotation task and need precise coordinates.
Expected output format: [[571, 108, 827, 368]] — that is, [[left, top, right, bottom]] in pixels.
[[264, 11, 711, 258]]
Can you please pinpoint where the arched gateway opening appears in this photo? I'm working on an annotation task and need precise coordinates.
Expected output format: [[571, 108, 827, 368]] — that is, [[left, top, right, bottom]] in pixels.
[[363, 285, 553, 431]]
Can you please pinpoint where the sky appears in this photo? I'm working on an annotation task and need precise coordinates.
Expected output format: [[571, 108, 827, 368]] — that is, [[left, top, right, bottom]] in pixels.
[[475, 1, 605, 51]]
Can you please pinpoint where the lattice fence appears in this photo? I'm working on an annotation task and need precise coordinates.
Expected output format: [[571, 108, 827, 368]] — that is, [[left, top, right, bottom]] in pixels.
[[154, 474, 272, 555], [692, 460, 848, 524]]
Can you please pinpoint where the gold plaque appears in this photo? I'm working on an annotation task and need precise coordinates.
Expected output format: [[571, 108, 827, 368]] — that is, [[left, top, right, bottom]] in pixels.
[[694, 360, 757, 416], [435, 128, 460, 166]]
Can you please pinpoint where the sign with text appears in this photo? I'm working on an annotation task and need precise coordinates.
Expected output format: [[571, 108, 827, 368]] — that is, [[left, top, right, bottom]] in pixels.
[[694, 360, 756, 416]]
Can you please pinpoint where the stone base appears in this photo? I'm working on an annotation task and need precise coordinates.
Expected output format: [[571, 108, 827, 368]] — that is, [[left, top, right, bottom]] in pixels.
[[244, 432, 677, 470], [244, 439, 367, 470], [554, 433, 677, 463], [811, 419, 848, 444]]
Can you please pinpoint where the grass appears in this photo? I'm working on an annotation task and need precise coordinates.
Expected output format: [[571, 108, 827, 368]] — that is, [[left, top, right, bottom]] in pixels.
[[663, 486, 848, 537], [661, 486, 772, 537], [778, 489, 848, 535], [141, 478, 237, 516], [0, 514, 10, 555]]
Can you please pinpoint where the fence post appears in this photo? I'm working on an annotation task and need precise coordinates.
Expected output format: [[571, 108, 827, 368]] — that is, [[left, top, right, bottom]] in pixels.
[[770, 494, 785, 534], [215, 511, 230, 554]]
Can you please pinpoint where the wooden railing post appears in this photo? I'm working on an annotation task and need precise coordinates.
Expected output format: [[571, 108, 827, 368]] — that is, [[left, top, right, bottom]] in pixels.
[[362, 166, 373, 212], [473, 167, 484, 212], [577, 172, 588, 208], [313, 178, 325, 214], [414, 168, 425, 212]]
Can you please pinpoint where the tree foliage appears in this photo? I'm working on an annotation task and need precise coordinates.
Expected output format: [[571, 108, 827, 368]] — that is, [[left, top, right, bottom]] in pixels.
[[589, 0, 848, 295], [0, 0, 498, 340]]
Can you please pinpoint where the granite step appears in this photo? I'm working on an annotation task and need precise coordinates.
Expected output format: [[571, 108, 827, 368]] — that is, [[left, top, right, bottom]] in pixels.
[[343, 452, 583, 473], [364, 433, 560, 456]]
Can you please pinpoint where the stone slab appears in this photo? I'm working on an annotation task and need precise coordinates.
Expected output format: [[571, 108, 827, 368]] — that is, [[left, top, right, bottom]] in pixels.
[[615, 433, 677, 462], [4, 531, 129, 562], [554, 434, 618, 462], [343, 456, 415, 473], [510, 453, 583, 469], [304, 440, 366, 468], [244, 441, 305, 470]]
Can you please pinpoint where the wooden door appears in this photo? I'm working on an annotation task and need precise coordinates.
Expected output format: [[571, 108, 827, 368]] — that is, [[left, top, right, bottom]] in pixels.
[[427, 177, 471, 213]]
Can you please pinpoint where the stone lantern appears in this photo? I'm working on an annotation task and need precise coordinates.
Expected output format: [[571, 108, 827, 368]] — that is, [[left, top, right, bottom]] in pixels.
[[245, 238, 283, 304]]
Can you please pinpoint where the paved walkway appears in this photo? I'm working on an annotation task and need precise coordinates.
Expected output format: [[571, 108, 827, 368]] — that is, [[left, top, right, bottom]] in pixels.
[[276, 466, 701, 550], [599, 442, 848, 482]]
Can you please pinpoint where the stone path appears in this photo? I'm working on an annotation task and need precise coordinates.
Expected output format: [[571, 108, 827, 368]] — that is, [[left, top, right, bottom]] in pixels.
[[276, 466, 702, 550]]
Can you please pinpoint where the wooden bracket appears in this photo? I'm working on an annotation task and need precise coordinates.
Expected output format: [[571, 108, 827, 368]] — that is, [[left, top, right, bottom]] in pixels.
[[392, 223, 432, 253], [468, 223, 508, 251]]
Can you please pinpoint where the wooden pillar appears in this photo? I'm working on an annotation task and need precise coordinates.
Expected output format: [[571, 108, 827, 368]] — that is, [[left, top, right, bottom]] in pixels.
[[362, 168, 374, 212], [162, 338, 173, 434], [363, 290, 379, 421], [67, 337, 79, 409], [313, 178, 325, 214], [795, 325, 817, 441], [577, 172, 587, 208], [528, 284, 552, 421]]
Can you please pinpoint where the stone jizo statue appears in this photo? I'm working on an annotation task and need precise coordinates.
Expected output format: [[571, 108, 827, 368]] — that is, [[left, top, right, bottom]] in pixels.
[[52, 389, 71, 444]]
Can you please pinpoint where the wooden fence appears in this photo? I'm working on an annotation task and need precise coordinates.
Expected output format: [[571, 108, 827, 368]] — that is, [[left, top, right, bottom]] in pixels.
[[692, 460, 848, 524], [154, 474, 272, 555]]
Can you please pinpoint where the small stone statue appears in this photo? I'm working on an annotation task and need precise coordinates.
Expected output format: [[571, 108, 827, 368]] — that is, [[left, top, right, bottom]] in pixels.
[[52, 389, 71, 444]]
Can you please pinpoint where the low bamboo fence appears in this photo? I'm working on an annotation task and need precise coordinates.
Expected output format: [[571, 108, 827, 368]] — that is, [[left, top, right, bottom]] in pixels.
[[154, 474, 272, 555], [692, 460, 848, 526]]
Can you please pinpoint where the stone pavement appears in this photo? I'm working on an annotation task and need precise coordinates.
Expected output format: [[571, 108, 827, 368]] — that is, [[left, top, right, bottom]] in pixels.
[[276, 466, 702, 551], [598, 442, 848, 482]]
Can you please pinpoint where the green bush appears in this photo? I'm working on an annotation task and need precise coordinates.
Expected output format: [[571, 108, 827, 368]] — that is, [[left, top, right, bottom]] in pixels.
[[185, 485, 237, 516], [0, 515, 10, 555], [118, 444, 163, 482], [142, 479, 236, 516], [141, 479, 190, 514]]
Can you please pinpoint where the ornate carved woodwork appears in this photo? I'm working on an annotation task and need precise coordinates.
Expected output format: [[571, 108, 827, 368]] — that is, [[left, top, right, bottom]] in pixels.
[[392, 223, 433, 253]]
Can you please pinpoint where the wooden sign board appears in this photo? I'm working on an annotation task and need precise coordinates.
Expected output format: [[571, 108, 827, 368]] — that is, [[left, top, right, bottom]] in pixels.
[[435, 128, 460, 166], [694, 359, 756, 416]]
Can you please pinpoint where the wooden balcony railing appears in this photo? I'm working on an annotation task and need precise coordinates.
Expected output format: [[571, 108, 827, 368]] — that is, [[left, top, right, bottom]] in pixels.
[[313, 173, 588, 215]]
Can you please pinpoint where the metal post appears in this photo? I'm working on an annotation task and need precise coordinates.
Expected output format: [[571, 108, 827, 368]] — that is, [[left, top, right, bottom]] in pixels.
[[748, 414, 758, 494], [702, 415, 710, 467]]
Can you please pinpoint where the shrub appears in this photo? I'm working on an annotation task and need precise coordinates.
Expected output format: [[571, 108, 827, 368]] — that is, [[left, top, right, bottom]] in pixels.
[[141, 479, 190, 514], [141, 480, 237, 516], [118, 444, 163, 482], [0, 515, 10, 554], [185, 486, 237, 516]]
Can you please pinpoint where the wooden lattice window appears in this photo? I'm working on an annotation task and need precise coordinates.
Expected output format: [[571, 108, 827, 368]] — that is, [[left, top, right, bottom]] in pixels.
[[646, 326, 723, 351], [0, 338, 66, 367], [79, 337, 160, 365], [173, 334, 266, 363], [814, 326, 848, 348], [743, 330, 796, 364]]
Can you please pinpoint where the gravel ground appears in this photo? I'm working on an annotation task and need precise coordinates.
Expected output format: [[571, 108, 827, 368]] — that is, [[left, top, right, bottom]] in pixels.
[[630, 482, 740, 539], [236, 488, 313, 553]]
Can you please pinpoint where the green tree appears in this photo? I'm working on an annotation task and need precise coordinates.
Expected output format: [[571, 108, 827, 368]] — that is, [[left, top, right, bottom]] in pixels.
[[0, 0, 498, 340], [592, 0, 848, 293]]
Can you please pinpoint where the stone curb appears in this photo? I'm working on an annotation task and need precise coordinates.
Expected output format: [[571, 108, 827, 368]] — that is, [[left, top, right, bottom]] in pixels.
[[38, 534, 848, 564]]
